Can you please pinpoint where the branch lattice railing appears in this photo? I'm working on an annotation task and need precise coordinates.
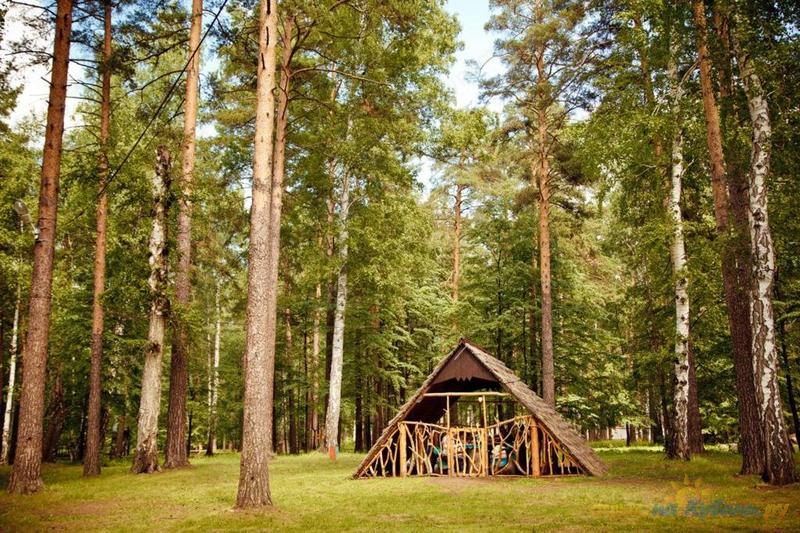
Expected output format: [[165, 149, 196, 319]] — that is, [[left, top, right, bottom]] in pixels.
[[360, 415, 584, 478]]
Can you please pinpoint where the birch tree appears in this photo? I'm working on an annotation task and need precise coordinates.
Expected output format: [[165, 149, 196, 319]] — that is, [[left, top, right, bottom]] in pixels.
[[667, 47, 690, 461], [131, 146, 172, 474], [0, 259, 20, 464], [731, 16, 797, 486], [206, 284, 221, 455], [324, 171, 350, 459]]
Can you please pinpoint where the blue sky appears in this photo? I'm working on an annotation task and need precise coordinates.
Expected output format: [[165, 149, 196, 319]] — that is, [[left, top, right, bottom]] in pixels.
[[444, 0, 496, 108]]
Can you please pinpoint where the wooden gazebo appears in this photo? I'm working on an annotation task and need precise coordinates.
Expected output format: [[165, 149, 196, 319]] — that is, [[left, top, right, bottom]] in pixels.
[[354, 339, 607, 478]]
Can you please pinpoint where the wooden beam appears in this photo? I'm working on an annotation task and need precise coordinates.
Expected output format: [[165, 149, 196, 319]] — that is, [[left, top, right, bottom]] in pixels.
[[531, 418, 541, 476], [399, 422, 407, 478], [481, 427, 488, 477], [423, 392, 510, 398], [447, 428, 454, 477]]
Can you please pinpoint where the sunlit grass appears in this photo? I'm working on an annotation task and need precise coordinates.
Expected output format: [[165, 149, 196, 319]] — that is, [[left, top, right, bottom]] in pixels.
[[0, 448, 798, 531]]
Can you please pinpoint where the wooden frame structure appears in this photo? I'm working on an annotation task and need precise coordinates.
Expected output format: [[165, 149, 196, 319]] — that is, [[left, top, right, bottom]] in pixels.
[[354, 340, 607, 479]]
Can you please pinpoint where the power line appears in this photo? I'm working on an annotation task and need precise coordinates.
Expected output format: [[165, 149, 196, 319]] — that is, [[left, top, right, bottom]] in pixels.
[[65, 0, 230, 228]]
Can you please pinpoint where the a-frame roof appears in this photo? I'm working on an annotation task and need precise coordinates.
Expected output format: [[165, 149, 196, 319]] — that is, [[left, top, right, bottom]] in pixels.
[[354, 339, 608, 477]]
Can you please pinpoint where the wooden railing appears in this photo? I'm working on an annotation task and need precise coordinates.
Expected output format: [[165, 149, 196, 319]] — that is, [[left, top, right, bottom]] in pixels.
[[361, 415, 584, 478]]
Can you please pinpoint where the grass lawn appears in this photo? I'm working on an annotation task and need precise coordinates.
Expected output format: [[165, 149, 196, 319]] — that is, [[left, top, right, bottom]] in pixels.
[[1, 447, 799, 531]]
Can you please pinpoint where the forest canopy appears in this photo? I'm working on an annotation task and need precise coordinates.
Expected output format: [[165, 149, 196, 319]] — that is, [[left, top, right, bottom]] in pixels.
[[0, 0, 798, 507]]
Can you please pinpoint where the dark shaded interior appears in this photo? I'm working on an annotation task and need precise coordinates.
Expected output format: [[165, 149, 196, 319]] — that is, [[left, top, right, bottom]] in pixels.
[[404, 347, 504, 424]]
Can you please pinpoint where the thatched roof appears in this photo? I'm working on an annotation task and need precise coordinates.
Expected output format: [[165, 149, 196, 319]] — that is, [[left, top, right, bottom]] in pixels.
[[354, 339, 608, 477]]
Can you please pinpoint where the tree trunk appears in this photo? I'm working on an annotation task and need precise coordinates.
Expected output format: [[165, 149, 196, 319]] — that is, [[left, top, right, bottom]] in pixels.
[[84, 0, 112, 477], [42, 368, 66, 462], [323, 185, 336, 429], [165, 0, 203, 470], [528, 220, 539, 393], [659, 365, 676, 458], [777, 305, 799, 451], [307, 282, 321, 450], [354, 344, 363, 452], [1, 273, 21, 464], [452, 183, 464, 302], [111, 414, 126, 458], [732, 26, 797, 485], [206, 285, 221, 456], [692, 0, 764, 474], [536, 111, 554, 407], [285, 308, 299, 455], [325, 171, 350, 459], [668, 53, 690, 461], [532, 6, 554, 406], [686, 344, 704, 453], [131, 146, 172, 474], [7, 0, 73, 494], [236, 0, 278, 509]]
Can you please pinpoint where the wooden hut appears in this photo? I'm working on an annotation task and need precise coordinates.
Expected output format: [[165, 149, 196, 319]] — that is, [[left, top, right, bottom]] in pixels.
[[354, 339, 607, 478]]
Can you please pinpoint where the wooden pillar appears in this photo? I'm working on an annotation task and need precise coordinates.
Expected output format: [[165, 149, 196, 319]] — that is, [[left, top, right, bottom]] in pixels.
[[481, 427, 488, 477], [445, 396, 450, 427], [531, 418, 541, 476], [399, 422, 407, 478], [481, 396, 488, 477], [447, 428, 454, 477]]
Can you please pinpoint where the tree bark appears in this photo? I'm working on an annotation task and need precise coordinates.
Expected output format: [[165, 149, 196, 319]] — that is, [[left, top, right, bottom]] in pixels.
[[532, 5, 555, 407], [84, 0, 112, 477], [323, 182, 336, 429], [732, 26, 797, 485], [687, 343, 704, 453], [528, 217, 539, 393], [206, 285, 221, 456], [537, 109, 554, 407], [285, 308, 299, 454], [776, 288, 800, 451], [692, 0, 764, 474], [7, 0, 73, 494], [307, 282, 321, 450], [111, 414, 126, 458], [42, 368, 66, 462], [667, 53, 690, 461], [164, 0, 203, 470], [325, 171, 350, 459], [236, 0, 278, 509], [131, 146, 172, 474], [1, 270, 21, 464], [452, 183, 464, 302]]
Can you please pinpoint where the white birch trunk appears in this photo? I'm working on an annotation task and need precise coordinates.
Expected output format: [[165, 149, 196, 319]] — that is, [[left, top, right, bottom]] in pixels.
[[324, 172, 350, 457], [668, 53, 690, 461], [131, 146, 172, 473], [733, 27, 796, 484], [310, 282, 321, 447], [0, 278, 21, 464], [209, 285, 220, 453]]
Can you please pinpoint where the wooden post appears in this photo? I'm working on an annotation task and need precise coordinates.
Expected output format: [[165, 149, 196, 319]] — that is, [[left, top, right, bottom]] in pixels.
[[399, 422, 407, 478], [445, 396, 450, 427], [481, 427, 488, 477], [447, 428, 454, 477], [481, 396, 488, 477], [531, 418, 540, 476]]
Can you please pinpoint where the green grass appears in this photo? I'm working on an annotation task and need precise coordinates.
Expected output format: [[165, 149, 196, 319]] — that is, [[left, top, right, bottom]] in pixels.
[[0, 449, 798, 531]]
